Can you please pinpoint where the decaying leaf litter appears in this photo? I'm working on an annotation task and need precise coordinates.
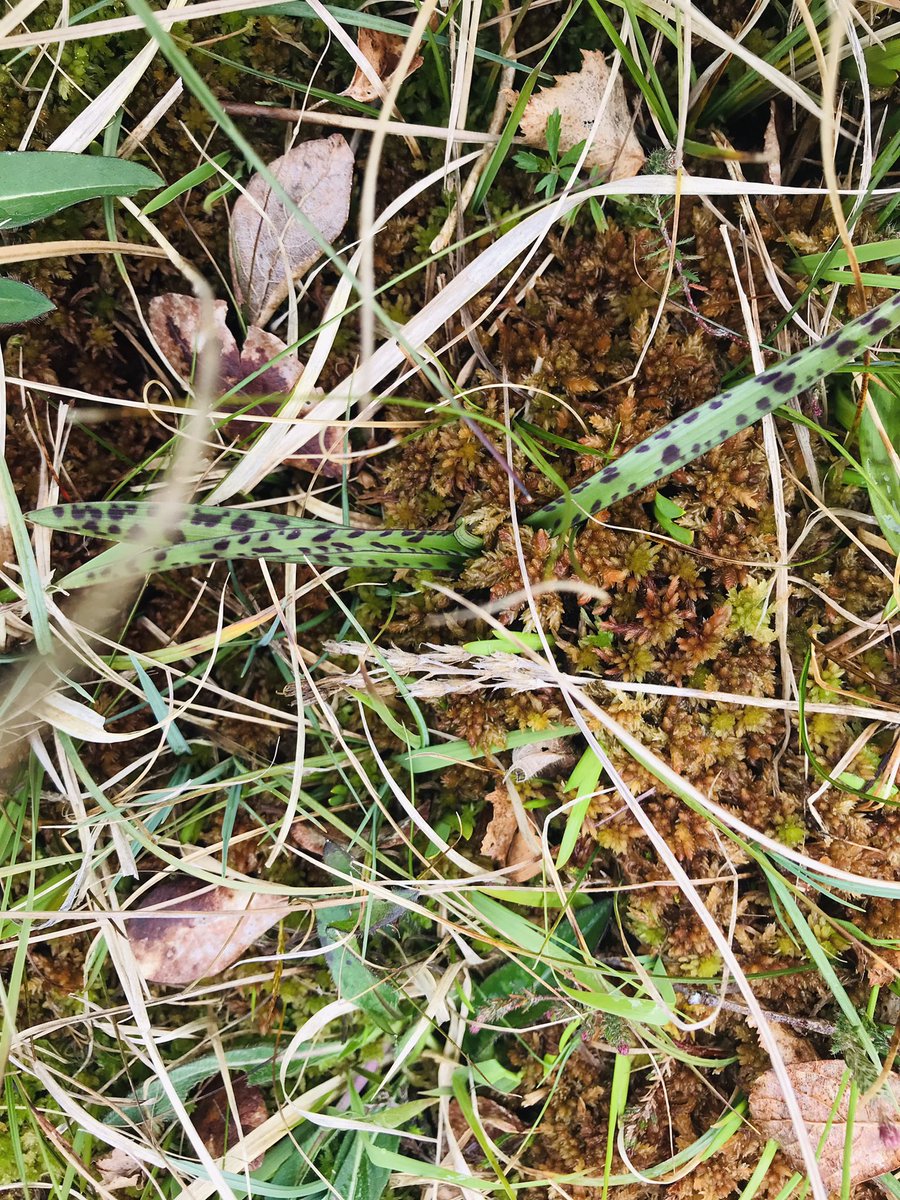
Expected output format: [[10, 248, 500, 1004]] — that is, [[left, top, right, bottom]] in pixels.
[[2, 5, 900, 1200]]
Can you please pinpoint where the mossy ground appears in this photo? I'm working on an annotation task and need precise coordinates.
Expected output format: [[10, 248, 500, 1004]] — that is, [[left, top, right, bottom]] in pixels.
[[2, 4, 900, 1198]]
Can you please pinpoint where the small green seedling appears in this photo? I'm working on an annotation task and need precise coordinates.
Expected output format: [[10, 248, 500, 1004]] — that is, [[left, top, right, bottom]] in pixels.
[[653, 493, 694, 545], [514, 110, 606, 230]]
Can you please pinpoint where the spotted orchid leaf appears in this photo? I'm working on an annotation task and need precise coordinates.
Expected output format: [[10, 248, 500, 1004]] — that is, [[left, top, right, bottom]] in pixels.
[[527, 288, 900, 533], [27, 289, 900, 587], [28, 501, 476, 588]]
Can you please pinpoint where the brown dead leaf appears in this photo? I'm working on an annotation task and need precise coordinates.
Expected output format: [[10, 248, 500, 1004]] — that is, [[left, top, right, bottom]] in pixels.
[[759, 1023, 818, 1066], [763, 102, 781, 187], [480, 787, 541, 882], [238, 324, 303, 395], [229, 134, 354, 327], [506, 829, 542, 882], [195, 1075, 268, 1167], [149, 295, 344, 477], [481, 787, 518, 861], [95, 1146, 143, 1190], [149, 294, 241, 385], [288, 818, 330, 856], [512, 50, 645, 181], [749, 1059, 900, 1193], [343, 27, 424, 102], [283, 420, 346, 480], [125, 876, 290, 985], [149, 295, 299, 396]]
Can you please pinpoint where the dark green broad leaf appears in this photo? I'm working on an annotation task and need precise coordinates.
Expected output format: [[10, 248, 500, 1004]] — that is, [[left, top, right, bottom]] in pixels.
[[0, 277, 54, 325], [0, 152, 163, 229]]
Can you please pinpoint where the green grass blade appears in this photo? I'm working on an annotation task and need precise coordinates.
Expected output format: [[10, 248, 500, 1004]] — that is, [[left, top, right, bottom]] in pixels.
[[858, 378, 900, 552], [602, 1053, 632, 1200], [128, 653, 191, 755], [141, 151, 230, 215], [402, 724, 577, 773], [0, 457, 53, 654], [793, 238, 900, 270], [528, 288, 900, 534]]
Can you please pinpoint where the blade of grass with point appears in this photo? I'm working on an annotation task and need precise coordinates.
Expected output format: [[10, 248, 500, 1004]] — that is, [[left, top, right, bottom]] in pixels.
[[557, 746, 603, 869], [129, 654, 191, 755], [142, 152, 231, 215], [450, 1071, 514, 1200], [755, 858, 880, 1067], [0, 456, 52, 654], [602, 1053, 632, 1200], [468, 891, 671, 1025], [403, 724, 578, 774]]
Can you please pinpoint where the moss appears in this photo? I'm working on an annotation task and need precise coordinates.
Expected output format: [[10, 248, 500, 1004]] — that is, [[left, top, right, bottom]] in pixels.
[[0, 1121, 43, 1186], [726, 578, 777, 644]]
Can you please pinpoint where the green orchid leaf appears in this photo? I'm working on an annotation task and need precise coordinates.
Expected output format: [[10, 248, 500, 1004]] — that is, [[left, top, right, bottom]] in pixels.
[[0, 152, 162, 229], [653, 492, 694, 545], [528, 288, 900, 534], [28, 501, 474, 587], [0, 277, 54, 325]]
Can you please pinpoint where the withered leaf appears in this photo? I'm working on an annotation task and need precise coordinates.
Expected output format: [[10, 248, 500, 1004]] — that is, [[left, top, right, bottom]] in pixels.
[[126, 876, 290, 985], [480, 787, 541, 882], [749, 1058, 900, 1193], [763, 102, 782, 187], [512, 50, 645, 181], [229, 134, 354, 327], [342, 27, 424, 103], [239, 324, 303, 395], [149, 295, 345, 475], [149, 294, 299, 396], [481, 786, 518, 862], [95, 1146, 143, 1191], [195, 1075, 268, 1166], [283, 418, 345, 480], [149, 294, 241, 386], [510, 737, 574, 782], [760, 1022, 819, 1066]]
